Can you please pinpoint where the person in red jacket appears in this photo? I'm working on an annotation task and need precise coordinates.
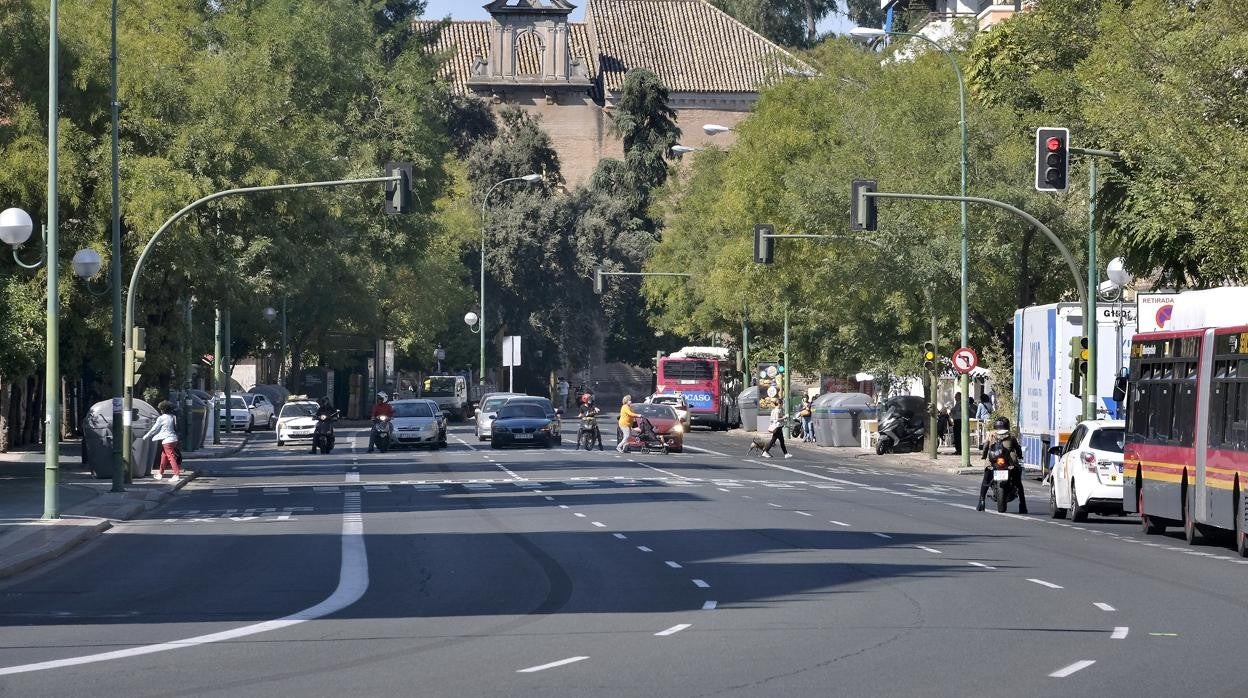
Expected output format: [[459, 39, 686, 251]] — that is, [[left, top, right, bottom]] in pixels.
[[367, 392, 395, 453]]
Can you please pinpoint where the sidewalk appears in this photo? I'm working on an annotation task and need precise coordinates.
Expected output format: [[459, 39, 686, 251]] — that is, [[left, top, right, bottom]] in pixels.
[[719, 427, 982, 476], [0, 433, 250, 580]]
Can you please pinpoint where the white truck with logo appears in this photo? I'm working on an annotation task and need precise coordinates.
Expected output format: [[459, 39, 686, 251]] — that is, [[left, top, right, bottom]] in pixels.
[[1013, 302, 1137, 476]]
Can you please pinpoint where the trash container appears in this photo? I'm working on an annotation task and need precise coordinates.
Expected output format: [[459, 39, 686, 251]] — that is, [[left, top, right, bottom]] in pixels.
[[171, 391, 209, 452], [737, 386, 759, 432], [81, 399, 160, 479], [813, 393, 877, 447], [812, 393, 842, 447]]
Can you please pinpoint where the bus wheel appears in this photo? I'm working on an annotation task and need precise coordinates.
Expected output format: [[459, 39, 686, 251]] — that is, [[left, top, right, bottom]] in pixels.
[[1237, 511, 1248, 559], [1140, 488, 1165, 535], [1183, 488, 1200, 545]]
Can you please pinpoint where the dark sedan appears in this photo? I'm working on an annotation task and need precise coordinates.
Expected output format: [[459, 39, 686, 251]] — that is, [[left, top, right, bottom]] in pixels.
[[490, 404, 559, 449]]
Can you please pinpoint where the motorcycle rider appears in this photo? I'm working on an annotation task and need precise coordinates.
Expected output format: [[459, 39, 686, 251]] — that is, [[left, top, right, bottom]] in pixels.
[[578, 394, 603, 450], [312, 397, 337, 454], [367, 392, 395, 453], [977, 416, 1027, 513]]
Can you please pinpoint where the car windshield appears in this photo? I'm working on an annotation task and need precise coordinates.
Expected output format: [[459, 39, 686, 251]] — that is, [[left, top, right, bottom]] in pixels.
[[229, 397, 247, 410], [392, 402, 435, 418], [507, 398, 552, 412], [498, 405, 547, 420], [1090, 427, 1125, 453], [280, 402, 317, 418], [482, 397, 512, 413], [633, 404, 676, 420], [423, 377, 458, 397]]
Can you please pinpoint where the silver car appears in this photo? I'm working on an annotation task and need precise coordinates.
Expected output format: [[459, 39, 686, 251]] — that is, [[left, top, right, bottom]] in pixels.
[[240, 392, 276, 430], [475, 392, 523, 441], [390, 399, 447, 449]]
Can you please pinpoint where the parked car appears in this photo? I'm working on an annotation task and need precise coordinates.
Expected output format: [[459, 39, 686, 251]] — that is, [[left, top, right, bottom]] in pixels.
[[628, 403, 684, 453], [1048, 419, 1127, 521], [647, 393, 691, 432], [475, 392, 523, 441], [240, 392, 276, 430], [216, 395, 253, 432], [276, 399, 319, 446], [389, 399, 447, 449], [504, 395, 562, 439], [490, 403, 559, 449]]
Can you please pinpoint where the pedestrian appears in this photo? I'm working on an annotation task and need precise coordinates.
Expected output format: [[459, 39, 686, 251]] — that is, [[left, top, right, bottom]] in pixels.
[[557, 377, 570, 409], [798, 395, 815, 442], [976, 393, 993, 443], [617, 395, 638, 452], [143, 400, 182, 482], [761, 403, 792, 459], [950, 391, 966, 455], [937, 405, 950, 446]]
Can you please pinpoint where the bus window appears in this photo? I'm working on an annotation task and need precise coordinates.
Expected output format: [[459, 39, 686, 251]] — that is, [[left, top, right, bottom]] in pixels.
[[1210, 381, 1228, 448], [1150, 383, 1173, 442], [1174, 381, 1197, 446]]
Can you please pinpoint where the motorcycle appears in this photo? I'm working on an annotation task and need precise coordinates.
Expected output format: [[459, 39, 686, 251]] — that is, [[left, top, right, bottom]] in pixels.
[[875, 396, 926, 455], [371, 414, 393, 453], [578, 414, 602, 451], [987, 449, 1021, 513], [312, 411, 339, 454]]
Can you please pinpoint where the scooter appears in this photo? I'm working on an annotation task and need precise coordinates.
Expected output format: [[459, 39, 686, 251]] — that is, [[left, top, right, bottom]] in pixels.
[[985, 442, 1024, 512], [875, 402, 925, 455], [371, 414, 393, 453], [578, 414, 602, 451], [312, 411, 338, 454]]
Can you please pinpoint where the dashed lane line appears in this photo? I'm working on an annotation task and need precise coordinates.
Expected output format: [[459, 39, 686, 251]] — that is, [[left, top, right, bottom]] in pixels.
[[829, 520, 851, 527], [1111, 627, 1129, 639], [613, 533, 627, 540], [872, 532, 892, 539], [1049, 660, 1096, 678], [692, 579, 710, 588], [637, 546, 653, 553], [1094, 603, 1116, 612], [967, 562, 996, 570], [665, 561, 683, 569], [1028, 578, 1064, 589], [517, 656, 589, 674], [654, 624, 692, 637], [702, 601, 717, 610], [915, 546, 943, 554]]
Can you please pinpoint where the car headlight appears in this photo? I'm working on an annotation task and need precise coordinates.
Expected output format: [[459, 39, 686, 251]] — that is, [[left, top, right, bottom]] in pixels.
[[672, 424, 684, 433]]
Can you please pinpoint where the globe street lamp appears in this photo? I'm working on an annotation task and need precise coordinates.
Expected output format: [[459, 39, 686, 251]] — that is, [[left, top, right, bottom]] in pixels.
[[703, 124, 732, 136], [1107, 256, 1132, 288], [464, 311, 480, 333], [0, 207, 33, 248], [480, 174, 541, 394], [72, 248, 102, 279], [262, 299, 288, 386], [671, 145, 697, 155]]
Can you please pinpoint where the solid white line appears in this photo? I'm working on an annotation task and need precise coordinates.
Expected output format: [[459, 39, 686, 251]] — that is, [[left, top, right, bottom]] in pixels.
[[0, 491, 369, 676], [1028, 578, 1064, 589], [633, 461, 686, 479], [829, 520, 850, 527], [702, 600, 717, 610], [654, 623, 691, 637], [517, 656, 589, 673], [665, 561, 683, 569], [744, 458, 857, 483], [613, 533, 627, 539], [794, 511, 813, 517], [916, 546, 942, 554], [1049, 660, 1096, 678], [768, 503, 783, 508], [496, 464, 525, 480], [1111, 626, 1129, 640], [1094, 602, 1116, 612], [967, 561, 996, 569], [637, 546, 652, 552], [946, 502, 979, 510], [591, 521, 606, 528], [692, 579, 710, 588], [573, 513, 586, 518], [872, 532, 892, 539], [686, 445, 732, 457]]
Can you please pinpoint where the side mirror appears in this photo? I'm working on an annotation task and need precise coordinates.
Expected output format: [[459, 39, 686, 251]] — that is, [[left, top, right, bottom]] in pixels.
[[1047, 446, 1063, 457], [475, 408, 481, 416]]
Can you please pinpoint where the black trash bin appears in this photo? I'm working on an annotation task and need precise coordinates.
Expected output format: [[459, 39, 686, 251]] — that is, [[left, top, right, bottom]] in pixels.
[[81, 399, 160, 479]]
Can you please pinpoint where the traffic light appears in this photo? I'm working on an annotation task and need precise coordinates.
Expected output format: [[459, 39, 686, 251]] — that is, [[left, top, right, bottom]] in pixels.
[[384, 162, 414, 214], [777, 352, 786, 374], [850, 179, 877, 231], [1077, 336, 1089, 376], [1068, 336, 1088, 396], [1034, 127, 1069, 192], [593, 265, 604, 295], [922, 341, 936, 373], [754, 224, 774, 264], [131, 327, 147, 371]]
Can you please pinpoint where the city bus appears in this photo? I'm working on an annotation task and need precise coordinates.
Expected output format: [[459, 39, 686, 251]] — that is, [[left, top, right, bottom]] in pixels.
[[1122, 288, 1248, 556], [655, 347, 739, 430]]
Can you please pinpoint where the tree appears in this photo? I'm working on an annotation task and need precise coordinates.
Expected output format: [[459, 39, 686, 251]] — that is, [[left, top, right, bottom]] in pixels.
[[711, 0, 865, 47]]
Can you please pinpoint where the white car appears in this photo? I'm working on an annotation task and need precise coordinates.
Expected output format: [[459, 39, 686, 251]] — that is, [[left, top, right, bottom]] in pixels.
[[648, 393, 691, 431], [1048, 419, 1126, 521], [241, 392, 276, 430], [217, 395, 254, 432], [475, 392, 522, 441], [276, 400, 319, 446], [390, 399, 447, 449]]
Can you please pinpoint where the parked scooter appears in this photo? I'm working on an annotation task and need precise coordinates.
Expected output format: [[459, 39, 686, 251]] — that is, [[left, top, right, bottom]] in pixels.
[[371, 414, 394, 454], [875, 396, 926, 455], [312, 410, 339, 454]]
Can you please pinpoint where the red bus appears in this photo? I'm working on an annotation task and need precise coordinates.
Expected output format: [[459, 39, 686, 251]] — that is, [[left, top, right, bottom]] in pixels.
[[655, 347, 739, 430], [1123, 292, 1248, 556]]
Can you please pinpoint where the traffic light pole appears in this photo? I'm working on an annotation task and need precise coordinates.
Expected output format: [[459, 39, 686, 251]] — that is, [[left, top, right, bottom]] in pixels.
[[120, 175, 400, 475]]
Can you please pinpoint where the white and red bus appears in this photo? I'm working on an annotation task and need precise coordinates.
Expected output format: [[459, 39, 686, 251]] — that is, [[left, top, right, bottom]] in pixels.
[[1122, 288, 1248, 556], [655, 347, 739, 430]]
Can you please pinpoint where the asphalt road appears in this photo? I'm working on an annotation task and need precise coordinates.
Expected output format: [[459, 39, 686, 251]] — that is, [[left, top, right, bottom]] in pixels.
[[2, 420, 1248, 696]]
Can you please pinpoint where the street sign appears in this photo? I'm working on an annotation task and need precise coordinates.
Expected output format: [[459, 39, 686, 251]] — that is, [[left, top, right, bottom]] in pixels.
[[502, 336, 521, 368], [952, 347, 979, 374]]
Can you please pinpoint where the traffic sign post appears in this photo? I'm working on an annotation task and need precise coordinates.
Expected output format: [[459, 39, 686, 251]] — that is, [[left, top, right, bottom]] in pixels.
[[952, 347, 979, 374]]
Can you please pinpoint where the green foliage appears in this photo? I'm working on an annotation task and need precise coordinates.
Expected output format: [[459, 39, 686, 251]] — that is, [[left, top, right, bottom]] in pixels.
[[709, 0, 880, 47]]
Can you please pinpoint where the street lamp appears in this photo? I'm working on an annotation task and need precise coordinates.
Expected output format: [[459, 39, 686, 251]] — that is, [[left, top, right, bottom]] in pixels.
[[262, 299, 288, 386], [703, 124, 732, 136], [479, 174, 541, 392], [1107, 256, 1132, 288], [0, 207, 33, 248], [434, 344, 446, 373], [671, 145, 697, 154], [850, 25, 973, 468], [72, 248, 102, 279], [464, 311, 480, 333]]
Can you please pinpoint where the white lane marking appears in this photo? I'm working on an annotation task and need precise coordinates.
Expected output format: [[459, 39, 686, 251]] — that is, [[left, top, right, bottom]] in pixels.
[[544, 496, 555, 501], [916, 546, 943, 554], [1049, 660, 1096, 678], [692, 579, 710, 588], [686, 445, 732, 457], [745, 458, 859, 484], [1111, 626, 1129, 639], [454, 436, 478, 452], [613, 533, 627, 540], [967, 562, 996, 569], [1094, 602, 1116, 612], [517, 656, 589, 673], [717, 488, 731, 492], [633, 461, 686, 479], [829, 520, 850, 527], [1028, 578, 1064, 589], [637, 546, 653, 552], [654, 624, 691, 637], [496, 463, 526, 480], [872, 532, 892, 539], [591, 522, 606, 528], [702, 600, 717, 610], [559, 505, 569, 509], [573, 513, 586, 518], [345, 472, 360, 483], [946, 502, 979, 510], [794, 511, 813, 517], [768, 503, 783, 508], [665, 561, 683, 569], [0, 490, 368, 676]]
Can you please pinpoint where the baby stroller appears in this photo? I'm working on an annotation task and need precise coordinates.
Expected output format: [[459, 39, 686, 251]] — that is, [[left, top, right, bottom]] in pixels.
[[624, 416, 669, 455]]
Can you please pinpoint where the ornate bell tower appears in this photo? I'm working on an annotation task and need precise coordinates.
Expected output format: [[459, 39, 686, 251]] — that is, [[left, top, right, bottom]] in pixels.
[[468, 0, 591, 98]]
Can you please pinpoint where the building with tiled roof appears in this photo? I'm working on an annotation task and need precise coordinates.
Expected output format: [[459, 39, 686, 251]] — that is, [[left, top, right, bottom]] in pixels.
[[417, 0, 813, 184]]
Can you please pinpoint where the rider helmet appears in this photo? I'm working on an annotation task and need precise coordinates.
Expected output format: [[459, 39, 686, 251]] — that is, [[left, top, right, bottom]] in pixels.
[[376, 391, 387, 402], [992, 416, 1011, 431], [581, 393, 592, 405], [317, 396, 330, 408]]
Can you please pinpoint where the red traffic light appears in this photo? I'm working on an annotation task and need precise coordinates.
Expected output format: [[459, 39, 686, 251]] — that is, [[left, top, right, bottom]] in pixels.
[[1046, 137, 1062, 152]]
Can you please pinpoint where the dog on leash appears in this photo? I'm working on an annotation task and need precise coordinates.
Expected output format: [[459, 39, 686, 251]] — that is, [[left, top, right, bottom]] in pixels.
[[746, 435, 771, 455]]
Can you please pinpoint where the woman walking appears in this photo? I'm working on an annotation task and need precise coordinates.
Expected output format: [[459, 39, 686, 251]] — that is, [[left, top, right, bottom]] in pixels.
[[798, 395, 815, 442], [761, 403, 792, 459], [143, 400, 182, 482]]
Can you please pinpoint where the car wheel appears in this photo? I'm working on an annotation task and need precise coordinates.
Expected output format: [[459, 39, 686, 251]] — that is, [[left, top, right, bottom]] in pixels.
[[268, 415, 276, 430], [277, 439, 285, 446], [1236, 492, 1248, 558], [490, 440, 500, 450], [1069, 481, 1088, 522], [1049, 482, 1066, 519], [246, 418, 254, 433]]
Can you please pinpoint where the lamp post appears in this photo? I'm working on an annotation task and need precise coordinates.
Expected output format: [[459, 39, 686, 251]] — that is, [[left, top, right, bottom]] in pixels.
[[479, 174, 541, 394], [263, 302, 287, 385], [434, 344, 445, 374], [108, 0, 124, 494], [44, 0, 62, 519], [851, 26, 972, 468]]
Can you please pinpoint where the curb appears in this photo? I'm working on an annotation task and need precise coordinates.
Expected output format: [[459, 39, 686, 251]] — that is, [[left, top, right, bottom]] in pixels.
[[0, 519, 113, 581], [183, 433, 251, 461], [722, 427, 981, 477]]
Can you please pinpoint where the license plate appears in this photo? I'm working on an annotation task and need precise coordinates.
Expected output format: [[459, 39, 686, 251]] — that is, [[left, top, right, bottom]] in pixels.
[[514, 433, 533, 440], [993, 470, 1009, 482]]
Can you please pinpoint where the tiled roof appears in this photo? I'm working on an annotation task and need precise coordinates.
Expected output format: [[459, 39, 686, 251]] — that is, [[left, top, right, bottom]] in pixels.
[[415, 20, 597, 95], [588, 0, 813, 94]]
